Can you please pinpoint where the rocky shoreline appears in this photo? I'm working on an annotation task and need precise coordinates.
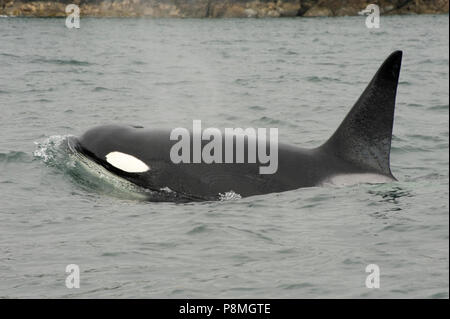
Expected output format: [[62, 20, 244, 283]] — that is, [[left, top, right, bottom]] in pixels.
[[0, 0, 448, 18]]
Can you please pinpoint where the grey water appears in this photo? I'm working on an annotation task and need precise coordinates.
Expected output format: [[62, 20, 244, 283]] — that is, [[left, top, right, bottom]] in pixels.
[[0, 14, 448, 298]]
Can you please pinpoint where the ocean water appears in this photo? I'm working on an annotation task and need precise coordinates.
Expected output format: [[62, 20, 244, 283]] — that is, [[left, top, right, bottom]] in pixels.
[[0, 15, 448, 298]]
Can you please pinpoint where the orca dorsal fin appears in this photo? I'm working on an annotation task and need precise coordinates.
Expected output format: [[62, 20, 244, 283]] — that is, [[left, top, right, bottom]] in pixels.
[[322, 50, 402, 178]]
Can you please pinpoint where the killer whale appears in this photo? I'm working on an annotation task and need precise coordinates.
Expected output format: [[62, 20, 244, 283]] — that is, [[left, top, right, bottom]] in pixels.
[[69, 51, 402, 202]]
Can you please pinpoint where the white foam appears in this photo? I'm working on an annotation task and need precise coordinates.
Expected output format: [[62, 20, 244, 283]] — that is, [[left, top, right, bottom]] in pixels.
[[219, 190, 242, 201], [33, 135, 68, 163], [106, 151, 150, 173]]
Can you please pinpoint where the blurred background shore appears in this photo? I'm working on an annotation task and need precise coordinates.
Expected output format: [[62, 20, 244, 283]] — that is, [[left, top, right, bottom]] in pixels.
[[0, 0, 448, 18]]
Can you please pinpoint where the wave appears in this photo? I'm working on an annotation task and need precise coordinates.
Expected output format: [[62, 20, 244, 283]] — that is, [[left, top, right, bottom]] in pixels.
[[33, 135, 216, 202], [33, 135, 151, 200], [0, 151, 31, 163], [31, 58, 93, 66], [305, 75, 341, 83]]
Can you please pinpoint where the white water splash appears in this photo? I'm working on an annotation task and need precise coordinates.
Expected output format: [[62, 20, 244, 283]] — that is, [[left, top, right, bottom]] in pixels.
[[33, 135, 69, 164], [219, 190, 242, 201]]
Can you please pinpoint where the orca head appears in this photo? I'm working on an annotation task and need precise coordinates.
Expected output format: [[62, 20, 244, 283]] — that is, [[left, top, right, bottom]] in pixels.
[[68, 125, 202, 202], [69, 124, 154, 176]]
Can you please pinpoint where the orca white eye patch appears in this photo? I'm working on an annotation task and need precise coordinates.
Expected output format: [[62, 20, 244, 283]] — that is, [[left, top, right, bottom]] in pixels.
[[105, 151, 150, 173]]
